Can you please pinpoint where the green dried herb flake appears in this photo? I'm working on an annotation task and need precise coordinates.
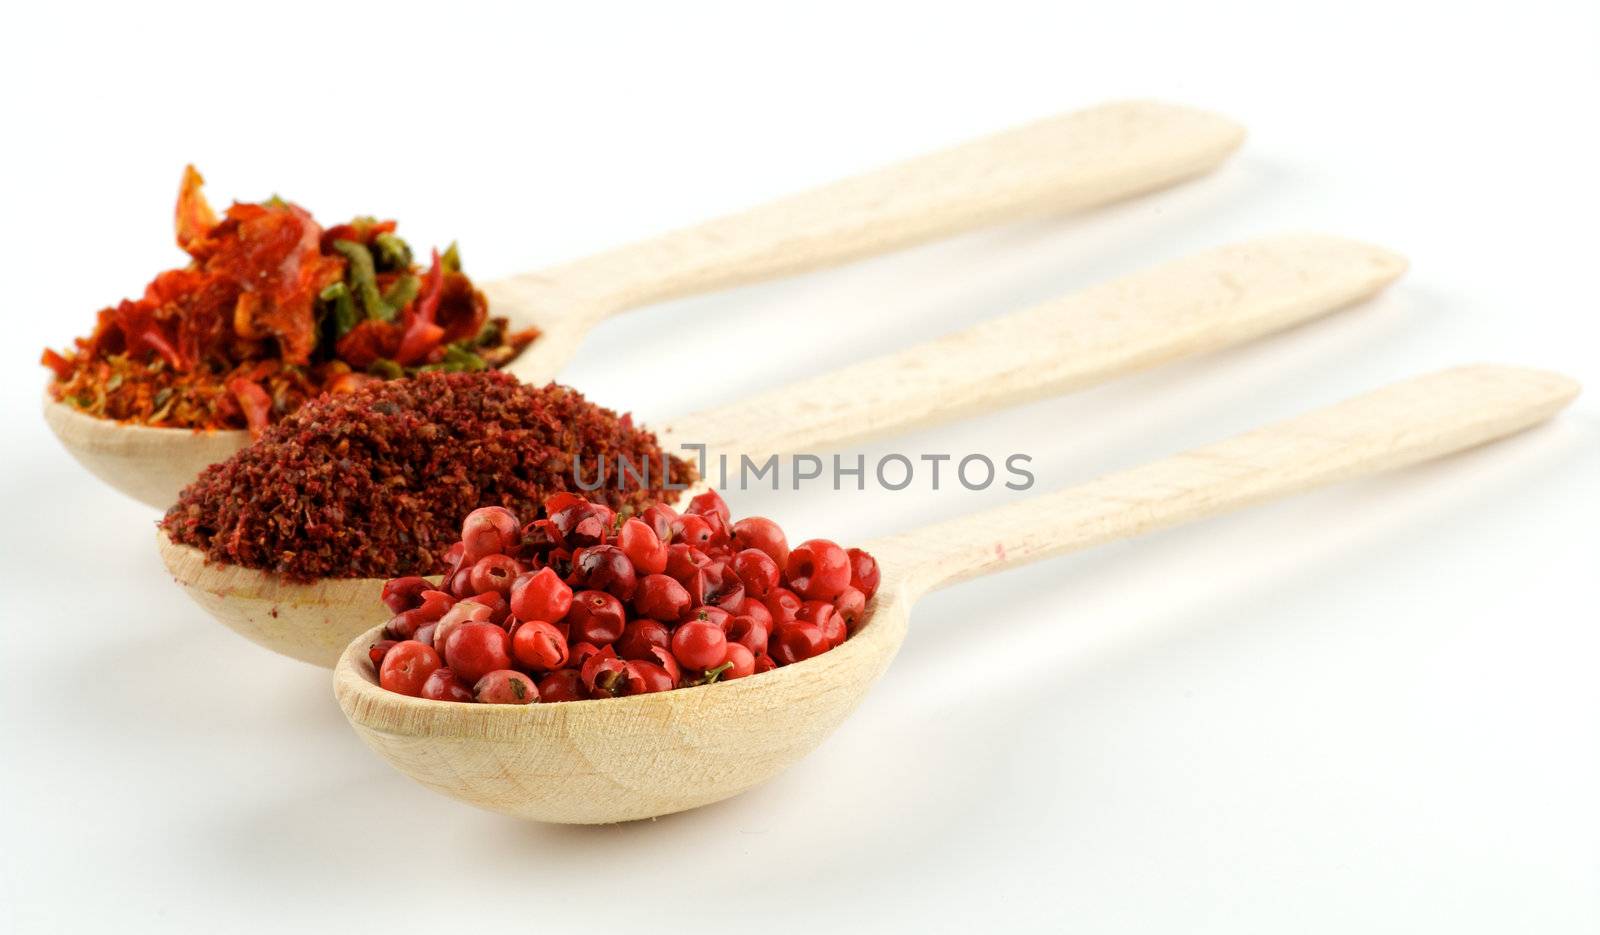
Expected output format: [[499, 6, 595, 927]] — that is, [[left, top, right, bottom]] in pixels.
[[319, 282, 359, 337], [373, 232, 414, 272], [381, 274, 420, 314], [331, 239, 390, 322]]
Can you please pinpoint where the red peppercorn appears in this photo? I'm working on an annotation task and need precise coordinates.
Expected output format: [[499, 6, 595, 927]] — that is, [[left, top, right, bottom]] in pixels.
[[538, 669, 586, 703], [510, 567, 572, 624], [736, 596, 774, 632], [730, 548, 780, 598], [764, 587, 802, 624], [570, 545, 638, 600], [732, 516, 788, 566], [468, 554, 523, 595], [671, 619, 727, 671], [446, 565, 477, 598], [461, 506, 521, 563], [834, 586, 866, 632], [568, 590, 627, 645], [687, 605, 732, 632], [368, 639, 397, 668], [796, 599, 836, 627], [443, 621, 513, 685], [381, 576, 432, 614], [634, 574, 692, 622], [648, 645, 682, 685], [811, 605, 847, 649], [542, 547, 575, 580], [383, 609, 427, 640], [681, 562, 720, 607], [567, 641, 604, 671], [581, 650, 629, 698], [378, 640, 442, 696], [419, 667, 475, 702], [753, 652, 777, 674], [786, 539, 851, 600], [462, 591, 510, 626], [771, 622, 829, 666], [474, 670, 539, 705], [720, 642, 755, 680], [687, 489, 731, 524], [677, 514, 715, 551], [697, 510, 733, 550], [414, 623, 437, 647], [617, 518, 668, 575], [623, 661, 676, 695], [845, 547, 880, 600], [510, 620, 569, 671], [431, 599, 494, 655], [665, 543, 712, 582], [542, 491, 586, 516], [640, 502, 679, 543], [726, 616, 769, 655], [518, 517, 562, 556], [414, 589, 456, 622], [550, 501, 612, 549], [615, 619, 671, 660], [704, 562, 745, 610]]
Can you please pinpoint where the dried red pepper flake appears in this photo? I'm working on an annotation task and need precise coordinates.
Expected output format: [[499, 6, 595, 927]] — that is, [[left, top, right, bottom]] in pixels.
[[42, 166, 537, 431], [161, 372, 695, 582], [225, 377, 274, 438]]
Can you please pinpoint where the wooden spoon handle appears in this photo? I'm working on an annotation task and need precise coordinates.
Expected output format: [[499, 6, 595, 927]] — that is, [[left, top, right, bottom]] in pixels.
[[661, 235, 1405, 456], [519, 101, 1243, 317], [869, 365, 1580, 598]]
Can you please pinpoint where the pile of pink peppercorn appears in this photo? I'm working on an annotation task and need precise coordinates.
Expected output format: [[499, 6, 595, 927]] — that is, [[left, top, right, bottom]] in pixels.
[[370, 490, 880, 703]]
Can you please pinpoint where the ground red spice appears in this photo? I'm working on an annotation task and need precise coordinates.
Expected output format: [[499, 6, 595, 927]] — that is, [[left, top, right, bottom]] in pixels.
[[161, 372, 694, 581]]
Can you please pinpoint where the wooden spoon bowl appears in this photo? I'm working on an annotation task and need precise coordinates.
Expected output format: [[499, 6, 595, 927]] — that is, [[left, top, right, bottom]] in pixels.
[[48, 100, 1245, 509], [333, 365, 1580, 823], [333, 579, 910, 824], [164, 235, 1404, 667]]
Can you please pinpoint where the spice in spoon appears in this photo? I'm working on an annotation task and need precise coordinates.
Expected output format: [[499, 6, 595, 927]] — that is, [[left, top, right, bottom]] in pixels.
[[41, 167, 536, 435], [161, 372, 694, 581], [368, 491, 881, 703]]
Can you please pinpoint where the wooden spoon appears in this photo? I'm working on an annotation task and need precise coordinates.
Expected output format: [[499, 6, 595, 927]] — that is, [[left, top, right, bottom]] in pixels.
[[333, 364, 1580, 823], [46, 100, 1245, 509], [161, 235, 1403, 667], [161, 235, 1403, 666]]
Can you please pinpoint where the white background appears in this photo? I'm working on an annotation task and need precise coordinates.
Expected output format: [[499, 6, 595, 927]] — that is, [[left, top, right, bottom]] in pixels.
[[2, 2, 1596, 932]]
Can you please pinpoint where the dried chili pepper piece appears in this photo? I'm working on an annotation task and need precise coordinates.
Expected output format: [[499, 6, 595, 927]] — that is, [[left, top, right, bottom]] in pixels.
[[175, 164, 217, 250], [41, 168, 537, 431], [225, 376, 274, 438]]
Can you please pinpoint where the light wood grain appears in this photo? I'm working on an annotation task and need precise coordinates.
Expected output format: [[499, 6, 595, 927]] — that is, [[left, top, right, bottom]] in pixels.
[[42, 399, 250, 510], [333, 365, 1578, 823], [52, 100, 1242, 510], [658, 234, 1405, 455], [156, 529, 410, 667], [868, 365, 1581, 598], [170, 235, 1398, 669], [499, 99, 1246, 381]]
